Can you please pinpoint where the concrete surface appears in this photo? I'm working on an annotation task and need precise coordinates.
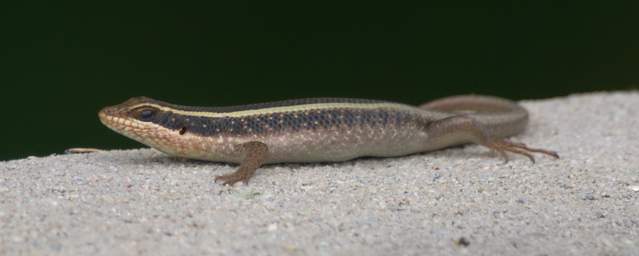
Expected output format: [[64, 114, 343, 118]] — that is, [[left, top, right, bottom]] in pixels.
[[1, 92, 638, 255]]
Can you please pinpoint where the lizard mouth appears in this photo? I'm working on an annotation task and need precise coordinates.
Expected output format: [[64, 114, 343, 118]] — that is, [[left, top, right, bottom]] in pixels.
[[98, 105, 122, 127], [98, 105, 140, 135]]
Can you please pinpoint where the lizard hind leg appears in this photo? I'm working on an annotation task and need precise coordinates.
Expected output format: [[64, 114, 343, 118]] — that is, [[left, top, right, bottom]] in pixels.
[[215, 141, 270, 186], [425, 115, 559, 163]]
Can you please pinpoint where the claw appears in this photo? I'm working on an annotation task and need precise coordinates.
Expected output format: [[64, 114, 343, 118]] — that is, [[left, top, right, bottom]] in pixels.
[[215, 173, 250, 186], [495, 149, 509, 163]]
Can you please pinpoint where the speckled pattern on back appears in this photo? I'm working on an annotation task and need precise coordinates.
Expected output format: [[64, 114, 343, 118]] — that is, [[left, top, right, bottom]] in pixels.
[[155, 108, 417, 136]]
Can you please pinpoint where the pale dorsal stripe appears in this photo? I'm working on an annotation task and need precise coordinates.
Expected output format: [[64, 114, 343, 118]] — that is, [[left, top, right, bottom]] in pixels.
[[132, 102, 416, 118]]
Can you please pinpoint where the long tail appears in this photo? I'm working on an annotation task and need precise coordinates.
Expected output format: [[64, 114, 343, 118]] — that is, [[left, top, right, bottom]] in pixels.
[[419, 94, 529, 138]]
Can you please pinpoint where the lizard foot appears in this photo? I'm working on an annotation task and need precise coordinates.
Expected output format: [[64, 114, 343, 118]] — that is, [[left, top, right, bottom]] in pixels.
[[485, 139, 559, 163]]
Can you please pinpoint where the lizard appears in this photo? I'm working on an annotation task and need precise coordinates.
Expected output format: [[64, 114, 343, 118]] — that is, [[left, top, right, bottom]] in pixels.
[[92, 95, 558, 185]]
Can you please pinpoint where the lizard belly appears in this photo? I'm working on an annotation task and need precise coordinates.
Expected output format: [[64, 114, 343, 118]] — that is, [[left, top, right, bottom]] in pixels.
[[261, 123, 430, 163]]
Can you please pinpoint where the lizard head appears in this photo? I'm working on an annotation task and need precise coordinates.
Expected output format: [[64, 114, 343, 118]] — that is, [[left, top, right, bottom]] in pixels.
[[98, 97, 191, 155]]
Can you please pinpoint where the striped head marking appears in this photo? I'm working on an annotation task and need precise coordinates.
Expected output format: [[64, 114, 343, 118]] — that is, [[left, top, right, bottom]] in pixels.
[[98, 97, 187, 152]]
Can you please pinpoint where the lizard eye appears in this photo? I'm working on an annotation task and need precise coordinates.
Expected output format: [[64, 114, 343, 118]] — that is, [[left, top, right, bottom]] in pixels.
[[132, 107, 157, 121]]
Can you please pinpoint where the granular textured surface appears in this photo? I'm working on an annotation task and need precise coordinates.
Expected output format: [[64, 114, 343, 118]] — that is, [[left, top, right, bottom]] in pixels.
[[1, 92, 638, 255]]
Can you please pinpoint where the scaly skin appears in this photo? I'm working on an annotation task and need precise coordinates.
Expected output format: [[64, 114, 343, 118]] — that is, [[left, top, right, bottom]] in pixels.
[[98, 95, 559, 185]]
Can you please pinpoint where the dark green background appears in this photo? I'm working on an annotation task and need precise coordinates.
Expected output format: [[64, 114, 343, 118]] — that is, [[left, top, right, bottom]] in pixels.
[[2, 2, 638, 161]]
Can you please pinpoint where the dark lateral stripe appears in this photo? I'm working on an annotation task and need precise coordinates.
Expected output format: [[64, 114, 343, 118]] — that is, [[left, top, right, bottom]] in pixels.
[[153, 107, 416, 136]]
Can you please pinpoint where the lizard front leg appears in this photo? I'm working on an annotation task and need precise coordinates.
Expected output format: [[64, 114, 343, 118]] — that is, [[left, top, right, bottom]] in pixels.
[[215, 141, 269, 185]]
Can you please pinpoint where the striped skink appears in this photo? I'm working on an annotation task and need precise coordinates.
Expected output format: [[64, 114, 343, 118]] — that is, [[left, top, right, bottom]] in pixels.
[[96, 95, 558, 185]]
